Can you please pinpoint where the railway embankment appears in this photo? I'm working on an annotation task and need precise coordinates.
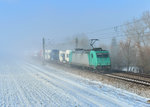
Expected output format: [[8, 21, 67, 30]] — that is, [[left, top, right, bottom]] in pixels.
[[45, 62, 150, 98]]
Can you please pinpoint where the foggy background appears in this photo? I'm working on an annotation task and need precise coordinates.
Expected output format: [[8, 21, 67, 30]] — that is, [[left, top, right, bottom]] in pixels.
[[0, 0, 150, 60]]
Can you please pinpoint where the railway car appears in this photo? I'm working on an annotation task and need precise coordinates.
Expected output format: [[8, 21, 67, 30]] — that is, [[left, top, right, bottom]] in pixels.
[[50, 49, 59, 61], [69, 48, 111, 70], [45, 50, 51, 61], [65, 50, 72, 63], [59, 51, 66, 63]]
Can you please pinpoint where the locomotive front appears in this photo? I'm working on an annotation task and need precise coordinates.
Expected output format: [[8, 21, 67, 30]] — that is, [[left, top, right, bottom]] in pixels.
[[89, 49, 111, 70]]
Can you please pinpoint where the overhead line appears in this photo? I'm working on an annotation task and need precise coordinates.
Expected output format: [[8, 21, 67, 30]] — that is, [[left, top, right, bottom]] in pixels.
[[85, 19, 143, 35]]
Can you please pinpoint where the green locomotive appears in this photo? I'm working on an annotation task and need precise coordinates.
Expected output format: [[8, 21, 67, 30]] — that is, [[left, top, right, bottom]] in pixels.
[[69, 48, 111, 70]]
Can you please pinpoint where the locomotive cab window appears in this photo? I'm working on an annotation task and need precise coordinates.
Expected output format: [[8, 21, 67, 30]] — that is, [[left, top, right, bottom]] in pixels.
[[96, 53, 102, 58], [103, 53, 109, 58], [97, 53, 108, 58]]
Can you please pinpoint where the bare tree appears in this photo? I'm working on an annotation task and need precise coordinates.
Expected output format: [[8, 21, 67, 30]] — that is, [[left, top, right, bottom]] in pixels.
[[72, 33, 90, 49], [124, 11, 150, 73], [120, 38, 137, 72], [110, 37, 122, 69], [52, 33, 90, 50]]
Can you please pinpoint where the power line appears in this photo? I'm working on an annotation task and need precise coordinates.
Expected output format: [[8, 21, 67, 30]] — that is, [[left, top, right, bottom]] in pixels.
[[94, 31, 150, 40], [85, 18, 149, 41], [85, 19, 143, 35]]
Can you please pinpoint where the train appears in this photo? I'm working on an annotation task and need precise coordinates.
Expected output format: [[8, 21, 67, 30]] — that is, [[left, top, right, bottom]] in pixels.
[[43, 48, 111, 71]]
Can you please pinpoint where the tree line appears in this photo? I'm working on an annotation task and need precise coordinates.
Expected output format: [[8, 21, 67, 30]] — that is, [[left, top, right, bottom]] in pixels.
[[111, 11, 150, 73]]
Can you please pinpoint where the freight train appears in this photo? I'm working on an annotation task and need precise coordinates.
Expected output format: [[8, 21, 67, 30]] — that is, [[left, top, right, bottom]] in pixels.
[[43, 48, 111, 70]]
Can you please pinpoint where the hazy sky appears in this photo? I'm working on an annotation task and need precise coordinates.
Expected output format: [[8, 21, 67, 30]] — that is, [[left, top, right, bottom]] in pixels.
[[0, 0, 150, 55]]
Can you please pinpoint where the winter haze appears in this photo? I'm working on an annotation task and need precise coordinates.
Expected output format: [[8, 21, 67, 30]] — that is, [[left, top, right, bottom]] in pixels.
[[0, 0, 150, 106], [0, 0, 150, 58]]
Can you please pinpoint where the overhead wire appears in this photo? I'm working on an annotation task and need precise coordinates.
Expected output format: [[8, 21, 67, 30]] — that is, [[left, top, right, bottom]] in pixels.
[[85, 19, 143, 35], [85, 19, 148, 41]]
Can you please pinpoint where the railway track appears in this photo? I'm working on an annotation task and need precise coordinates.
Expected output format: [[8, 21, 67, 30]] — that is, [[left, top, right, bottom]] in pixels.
[[61, 64, 150, 86], [35, 60, 150, 87], [124, 72, 150, 78], [69, 67, 150, 86], [62, 63, 150, 86], [104, 73, 150, 86]]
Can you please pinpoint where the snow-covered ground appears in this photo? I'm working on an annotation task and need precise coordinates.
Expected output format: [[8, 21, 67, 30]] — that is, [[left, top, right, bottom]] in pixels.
[[0, 60, 149, 107]]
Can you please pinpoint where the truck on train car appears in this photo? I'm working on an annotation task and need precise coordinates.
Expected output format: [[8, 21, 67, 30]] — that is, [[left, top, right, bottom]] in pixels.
[[50, 49, 59, 61], [45, 50, 51, 61], [69, 48, 111, 70], [59, 50, 66, 63], [65, 50, 72, 63]]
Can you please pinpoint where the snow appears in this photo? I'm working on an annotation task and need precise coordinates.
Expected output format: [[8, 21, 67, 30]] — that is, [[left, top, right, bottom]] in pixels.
[[0, 61, 149, 107]]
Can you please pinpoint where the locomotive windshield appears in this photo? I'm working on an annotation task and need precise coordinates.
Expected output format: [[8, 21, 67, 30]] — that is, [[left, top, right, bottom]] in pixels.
[[97, 53, 109, 58]]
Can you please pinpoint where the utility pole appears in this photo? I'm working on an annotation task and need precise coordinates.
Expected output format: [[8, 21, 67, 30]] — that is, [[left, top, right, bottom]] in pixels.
[[42, 37, 45, 65]]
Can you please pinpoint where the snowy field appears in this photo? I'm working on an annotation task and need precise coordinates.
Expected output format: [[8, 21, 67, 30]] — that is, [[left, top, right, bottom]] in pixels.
[[0, 60, 149, 107]]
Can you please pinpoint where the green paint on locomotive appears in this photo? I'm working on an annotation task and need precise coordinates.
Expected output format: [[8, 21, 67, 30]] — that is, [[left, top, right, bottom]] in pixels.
[[69, 50, 111, 69], [69, 51, 72, 63], [89, 50, 111, 69]]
